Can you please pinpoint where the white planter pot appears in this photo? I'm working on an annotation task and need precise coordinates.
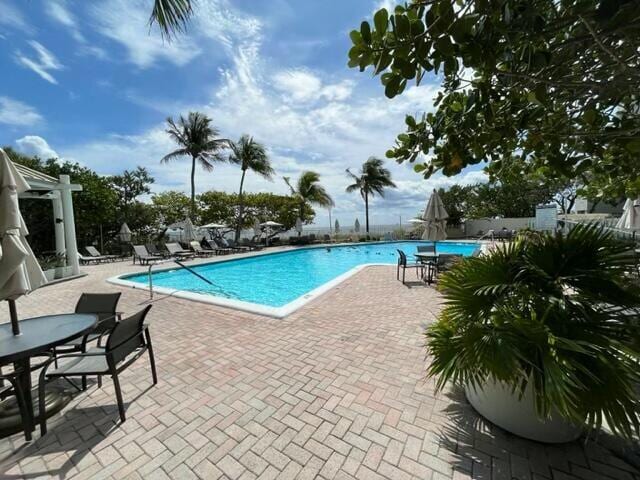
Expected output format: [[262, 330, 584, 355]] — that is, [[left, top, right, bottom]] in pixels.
[[465, 379, 583, 443]]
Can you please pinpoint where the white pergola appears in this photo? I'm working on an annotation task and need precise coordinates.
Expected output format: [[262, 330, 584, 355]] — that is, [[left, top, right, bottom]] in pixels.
[[14, 162, 83, 277]]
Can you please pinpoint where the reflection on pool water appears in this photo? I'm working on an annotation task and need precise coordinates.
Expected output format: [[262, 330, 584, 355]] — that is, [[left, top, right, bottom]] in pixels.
[[122, 241, 479, 309]]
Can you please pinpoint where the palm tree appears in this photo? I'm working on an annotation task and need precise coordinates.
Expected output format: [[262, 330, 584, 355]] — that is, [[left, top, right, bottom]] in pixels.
[[283, 172, 334, 234], [345, 157, 397, 234], [149, 0, 193, 38], [161, 112, 227, 216], [228, 135, 274, 241]]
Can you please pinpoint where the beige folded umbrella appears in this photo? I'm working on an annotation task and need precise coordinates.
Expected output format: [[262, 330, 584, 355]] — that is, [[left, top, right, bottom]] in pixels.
[[0, 149, 47, 335], [182, 217, 197, 241], [421, 189, 449, 241]]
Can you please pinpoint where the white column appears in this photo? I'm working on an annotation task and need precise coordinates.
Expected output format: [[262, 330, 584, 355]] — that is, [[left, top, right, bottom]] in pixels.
[[51, 193, 66, 258], [59, 175, 80, 275]]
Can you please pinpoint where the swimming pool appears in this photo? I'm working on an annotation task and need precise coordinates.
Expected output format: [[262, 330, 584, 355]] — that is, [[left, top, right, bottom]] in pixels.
[[110, 241, 479, 317]]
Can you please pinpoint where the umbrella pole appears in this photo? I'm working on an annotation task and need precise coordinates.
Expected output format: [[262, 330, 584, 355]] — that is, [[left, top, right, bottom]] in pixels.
[[8, 299, 19, 335]]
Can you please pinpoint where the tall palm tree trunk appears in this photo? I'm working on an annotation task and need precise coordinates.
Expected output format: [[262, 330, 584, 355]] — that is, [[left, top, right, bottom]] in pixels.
[[364, 192, 370, 234], [235, 169, 247, 242], [190, 155, 197, 217], [299, 202, 305, 236]]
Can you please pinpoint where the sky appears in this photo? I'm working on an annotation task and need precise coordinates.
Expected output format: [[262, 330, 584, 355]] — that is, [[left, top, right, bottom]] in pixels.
[[0, 0, 486, 226]]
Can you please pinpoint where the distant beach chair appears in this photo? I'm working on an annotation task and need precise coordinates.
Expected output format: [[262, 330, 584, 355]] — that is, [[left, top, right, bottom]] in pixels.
[[85, 246, 118, 263], [146, 243, 168, 258], [165, 242, 196, 260], [241, 236, 264, 251], [133, 245, 162, 265], [190, 241, 216, 257]]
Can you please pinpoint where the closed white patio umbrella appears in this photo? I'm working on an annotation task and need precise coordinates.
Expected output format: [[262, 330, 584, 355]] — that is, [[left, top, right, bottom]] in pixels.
[[182, 217, 197, 242], [118, 222, 132, 243], [0, 149, 47, 335], [354, 218, 360, 233], [615, 198, 640, 231], [253, 219, 262, 237], [422, 189, 449, 241], [295, 218, 303, 235], [335, 219, 340, 234]]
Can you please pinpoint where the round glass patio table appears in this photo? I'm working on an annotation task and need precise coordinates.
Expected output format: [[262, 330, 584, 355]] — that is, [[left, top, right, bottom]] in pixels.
[[0, 313, 97, 438]]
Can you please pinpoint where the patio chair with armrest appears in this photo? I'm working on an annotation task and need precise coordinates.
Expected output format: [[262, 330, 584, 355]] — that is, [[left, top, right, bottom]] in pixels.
[[38, 306, 157, 435], [436, 254, 464, 274], [78, 253, 102, 265], [165, 242, 196, 260], [225, 238, 250, 252], [216, 237, 243, 253], [190, 241, 215, 257], [53, 293, 123, 388], [85, 246, 118, 262], [133, 245, 163, 265], [245, 235, 264, 250], [396, 250, 425, 284], [146, 243, 168, 258], [203, 238, 230, 255]]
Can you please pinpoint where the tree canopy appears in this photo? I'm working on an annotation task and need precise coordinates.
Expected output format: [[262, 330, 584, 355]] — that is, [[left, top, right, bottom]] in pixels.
[[162, 112, 228, 214], [349, 0, 640, 197]]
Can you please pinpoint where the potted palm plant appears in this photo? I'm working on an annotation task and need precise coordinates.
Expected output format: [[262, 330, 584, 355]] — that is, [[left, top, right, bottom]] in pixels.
[[427, 224, 640, 442]]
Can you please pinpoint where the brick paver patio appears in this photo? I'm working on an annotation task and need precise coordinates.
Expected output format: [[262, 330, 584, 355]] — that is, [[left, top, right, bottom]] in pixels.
[[0, 258, 638, 479]]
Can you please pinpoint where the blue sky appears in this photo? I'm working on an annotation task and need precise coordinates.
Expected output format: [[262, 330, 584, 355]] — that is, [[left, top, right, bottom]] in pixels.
[[0, 0, 485, 226]]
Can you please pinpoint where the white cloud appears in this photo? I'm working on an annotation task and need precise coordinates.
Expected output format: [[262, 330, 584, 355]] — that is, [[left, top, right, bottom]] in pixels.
[[46, 0, 109, 59], [15, 41, 63, 84], [272, 69, 355, 103], [15, 136, 59, 159], [0, 2, 33, 34], [88, 0, 202, 68], [55, 0, 474, 225], [376, 0, 398, 11], [46, 1, 81, 38], [0, 97, 43, 126]]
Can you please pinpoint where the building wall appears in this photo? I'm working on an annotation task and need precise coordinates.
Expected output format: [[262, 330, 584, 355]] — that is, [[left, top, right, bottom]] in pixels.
[[573, 197, 625, 215]]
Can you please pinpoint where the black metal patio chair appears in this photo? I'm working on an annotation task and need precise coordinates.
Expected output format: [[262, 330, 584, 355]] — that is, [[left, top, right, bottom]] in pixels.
[[417, 243, 436, 254], [38, 306, 157, 435], [53, 293, 123, 388], [396, 250, 425, 284]]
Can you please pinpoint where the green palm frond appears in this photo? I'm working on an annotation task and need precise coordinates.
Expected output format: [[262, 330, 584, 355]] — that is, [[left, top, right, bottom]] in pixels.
[[344, 157, 397, 198], [228, 135, 274, 180], [149, 0, 193, 39], [427, 223, 640, 438]]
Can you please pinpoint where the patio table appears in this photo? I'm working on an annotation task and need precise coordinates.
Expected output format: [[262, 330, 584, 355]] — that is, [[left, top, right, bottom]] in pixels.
[[0, 313, 97, 438], [415, 252, 438, 284]]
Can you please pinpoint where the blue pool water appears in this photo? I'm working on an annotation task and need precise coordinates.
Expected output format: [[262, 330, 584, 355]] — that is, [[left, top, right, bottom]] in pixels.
[[124, 241, 478, 308]]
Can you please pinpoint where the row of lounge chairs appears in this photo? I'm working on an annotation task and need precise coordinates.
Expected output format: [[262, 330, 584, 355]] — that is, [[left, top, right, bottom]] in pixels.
[[133, 238, 264, 265]]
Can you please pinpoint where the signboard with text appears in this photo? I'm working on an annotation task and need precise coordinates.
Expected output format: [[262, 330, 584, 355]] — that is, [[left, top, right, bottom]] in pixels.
[[535, 204, 557, 231]]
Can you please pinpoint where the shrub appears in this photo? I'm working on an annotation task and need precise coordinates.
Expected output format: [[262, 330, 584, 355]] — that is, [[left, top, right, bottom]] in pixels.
[[427, 224, 640, 438]]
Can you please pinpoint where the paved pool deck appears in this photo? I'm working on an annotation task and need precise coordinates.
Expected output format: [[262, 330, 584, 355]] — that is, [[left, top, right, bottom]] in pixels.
[[0, 256, 638, 480]]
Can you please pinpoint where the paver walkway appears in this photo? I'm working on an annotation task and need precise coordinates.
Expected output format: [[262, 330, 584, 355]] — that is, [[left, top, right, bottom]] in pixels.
[[0, 259, 638, 479]]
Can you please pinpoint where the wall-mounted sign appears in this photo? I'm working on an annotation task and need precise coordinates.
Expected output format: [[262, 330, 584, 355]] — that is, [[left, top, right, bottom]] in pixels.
[[535, 204, 557, 231]]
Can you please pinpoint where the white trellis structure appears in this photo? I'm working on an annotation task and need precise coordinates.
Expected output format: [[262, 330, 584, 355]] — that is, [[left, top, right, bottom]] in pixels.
[[14, 162, 83, 277]]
